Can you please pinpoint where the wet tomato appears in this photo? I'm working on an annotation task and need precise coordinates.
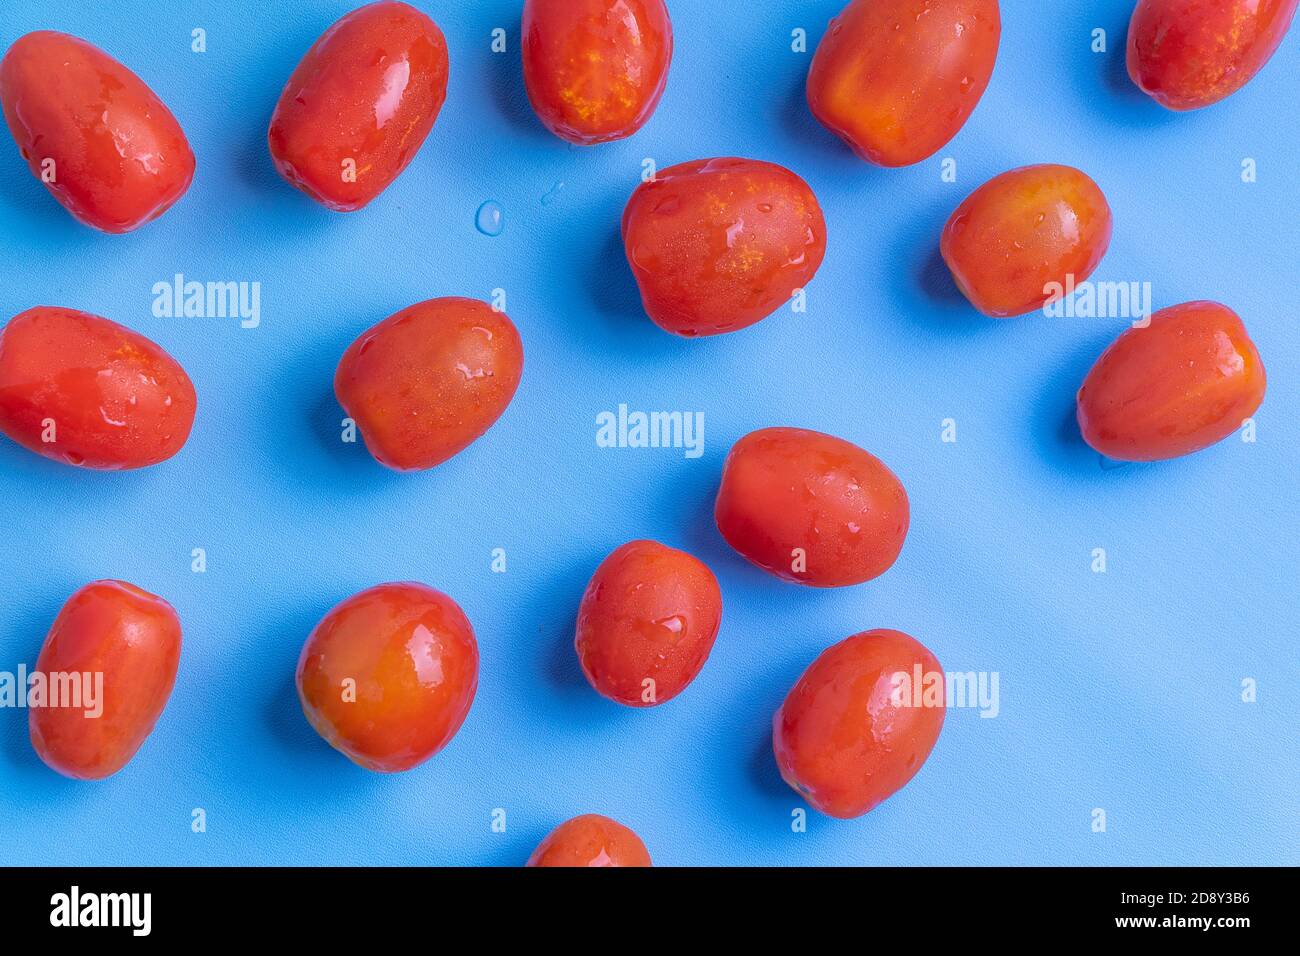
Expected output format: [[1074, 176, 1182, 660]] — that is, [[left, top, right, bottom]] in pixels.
[[0, 306, 196, 469], [575, 540, 722, 707], [268, 1, 449, 211], [941, 164, 1112, 318], [522, 0, 672, 145], [0, 31, 194, 232], [1077, 301, 1266, 461], [715, 427, 909, 588], [1128, 0, 1299, 110], [526, 814, 653, 867], [806, 0, 1001, 167], [334, 297, 523, 471], [30, 581, 182, 780], [774, 629, 944, 819], [621, 158, 827, 336], [296, 582, 478, 773]]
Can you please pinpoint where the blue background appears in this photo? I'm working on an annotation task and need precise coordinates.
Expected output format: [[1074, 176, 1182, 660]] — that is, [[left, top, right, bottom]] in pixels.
[[0, 0, 1295, 866]]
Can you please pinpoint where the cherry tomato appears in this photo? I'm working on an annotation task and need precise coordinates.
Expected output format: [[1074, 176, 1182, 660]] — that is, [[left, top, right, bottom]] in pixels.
[[268, 2, 448, 211], [29, 581, 182, 780], [526, 814, 653, 867], [774, 629, 944, 819], [941, 164, 1112, 318], [1077, 301, 1266, 462], [0, 31, 194, 233], [334, 297, 523, 471], [296, 582, 478, 773], [622, 158, 827, 336], [522, 0, 672, 145], [715, 427, 908, 588], [575, 540, 722, 707], [806, 0, 1001, 167], [1128, 0, 1299, 110], [0, 307, 196, 470]]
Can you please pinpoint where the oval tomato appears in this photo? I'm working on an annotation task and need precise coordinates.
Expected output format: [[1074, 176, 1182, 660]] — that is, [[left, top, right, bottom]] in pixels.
[[806, 0, 1001, 167], [334, 297, 524, 471], [526, 814, 653, 867], [296, 582, 478, 773], [0, 31, 194, 232], [0, 307, 196, 469], [30, 581, 182, 780], [1077, 301, 1266, 461], [268, 1, 448, 211], [941, 164, 1112, 318], [575, 540, 722, 707], [522, 0, 672, 145], [622, 158, 827, 336], [715, 427, 908, 588], [1128, 0, 1299, 110], [774, 630, 944, 819]]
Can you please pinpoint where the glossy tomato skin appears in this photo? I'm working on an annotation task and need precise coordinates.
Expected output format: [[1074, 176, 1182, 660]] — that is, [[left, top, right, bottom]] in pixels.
[[941, 164, 1112, 318], [296, 582, 478, 773], [774, 630, 944, 819], [0, 307, 196, 469], [622, 158, 827, 336], [806, 0, 1001, 167], [30, 581, 182, 780], [268, 1, 448, 211], [334, 297, 523, 471], [575, 540, 722, 707], [522, 0, 672, 145], [0, 31, 194, 233], [526, 814, 653, 867], [1077, 301, 1266, 462], [1128, 0, 1299, 110], [715, 428, 908, 588]]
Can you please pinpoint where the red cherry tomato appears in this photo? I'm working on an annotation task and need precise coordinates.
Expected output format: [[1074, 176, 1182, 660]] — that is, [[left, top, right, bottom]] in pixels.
[[296, 582, 478, 773], [29, 581, 182, 780], [522, 0, 672, 145], [0, 31, 194, 232], [575, 540, 722, 707], [1128, 0, 1299, 110], [334, 297, 524, 471], [526, 814, 653, 867], [714, 427, 908, 588], [941, 164, 1112, 318], [268, 1, 449, 211], [1077, 301, 1266, 462], [774, 629, 944, 819], [806, 0, 1001, 167], [0, 307, 197, 469], [622, 158, 827, 336]]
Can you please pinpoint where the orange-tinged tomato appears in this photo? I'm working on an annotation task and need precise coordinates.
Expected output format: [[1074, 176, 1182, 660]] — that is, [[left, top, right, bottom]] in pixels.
[[714, 427, 909, 588], [0, 307, 196, 470], [268, 1, 448, 211], [941, 164, 1112, 318], [0, 31, 194, 233], [622, 158, 827, 336], [774, 630, 944, 819], [522, 0, 672, 145], [1077, 301, 1266, 462], [575, 540, 722, 707], [806, 0, 1001, 167], [30, 581, 182, 780], [1128, 0, 1299, 110], [526, 814, 653, 867], [296, 582, 478, 773], [334, 297, 523, 471]]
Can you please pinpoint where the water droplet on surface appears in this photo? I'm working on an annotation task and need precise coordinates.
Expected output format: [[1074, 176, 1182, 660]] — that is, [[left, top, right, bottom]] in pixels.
[[476, 200, 503, 236], [541, 182, 564, 206]]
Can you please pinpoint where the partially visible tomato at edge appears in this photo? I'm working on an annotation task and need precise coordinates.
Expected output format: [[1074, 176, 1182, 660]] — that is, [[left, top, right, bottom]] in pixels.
[[526, 814, 653, 867]]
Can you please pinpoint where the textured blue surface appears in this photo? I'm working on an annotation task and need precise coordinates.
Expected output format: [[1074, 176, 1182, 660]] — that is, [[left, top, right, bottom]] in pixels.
[[0, 0, 1296, 867]]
